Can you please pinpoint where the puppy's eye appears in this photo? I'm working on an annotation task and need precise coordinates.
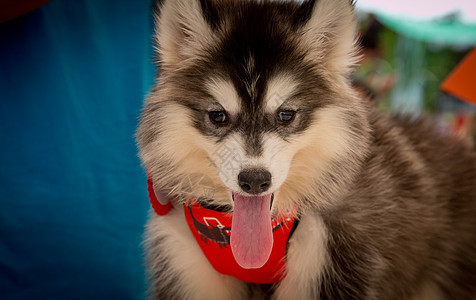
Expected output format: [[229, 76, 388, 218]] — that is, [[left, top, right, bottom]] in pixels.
[[209, 111, 228, 125], [277, 110, 296, 123]]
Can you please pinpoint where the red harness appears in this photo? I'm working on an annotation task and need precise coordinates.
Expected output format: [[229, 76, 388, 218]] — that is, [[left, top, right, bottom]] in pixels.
[[147, 177, 298, 284]]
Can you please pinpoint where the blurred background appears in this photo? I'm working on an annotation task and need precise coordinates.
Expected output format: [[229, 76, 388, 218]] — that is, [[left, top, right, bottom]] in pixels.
[[354, 0, 476, 139], [0, 0, 475, 299]]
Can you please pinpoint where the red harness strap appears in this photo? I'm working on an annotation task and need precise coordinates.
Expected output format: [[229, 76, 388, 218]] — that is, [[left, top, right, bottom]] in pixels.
[[147, 178, 298, 284], [147, 177, 172, 216]]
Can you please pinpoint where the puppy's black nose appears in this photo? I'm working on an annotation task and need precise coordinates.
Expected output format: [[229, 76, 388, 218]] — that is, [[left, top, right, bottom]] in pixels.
[[238, 169, 272, 194]]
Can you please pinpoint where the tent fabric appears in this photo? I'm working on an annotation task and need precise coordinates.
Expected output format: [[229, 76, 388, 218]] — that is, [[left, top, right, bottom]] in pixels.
[[356, 0, 476, 46], [376, 14, 476, 47], [0, 0, 154, 298]]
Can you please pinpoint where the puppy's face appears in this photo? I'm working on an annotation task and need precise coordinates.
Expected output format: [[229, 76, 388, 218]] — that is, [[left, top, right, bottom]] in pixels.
[[138, 0, 370, 214]]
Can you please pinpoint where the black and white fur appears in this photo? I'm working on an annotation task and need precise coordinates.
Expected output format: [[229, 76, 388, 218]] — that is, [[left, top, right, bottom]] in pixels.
[[137, 0, 476, 298]]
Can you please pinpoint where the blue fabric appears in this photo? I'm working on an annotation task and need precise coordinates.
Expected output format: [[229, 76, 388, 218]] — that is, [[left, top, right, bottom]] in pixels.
[[0, 0, 154, 299]]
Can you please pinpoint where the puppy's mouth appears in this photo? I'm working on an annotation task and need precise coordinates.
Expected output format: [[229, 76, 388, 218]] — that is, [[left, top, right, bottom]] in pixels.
[[230, 191, 274, 269]]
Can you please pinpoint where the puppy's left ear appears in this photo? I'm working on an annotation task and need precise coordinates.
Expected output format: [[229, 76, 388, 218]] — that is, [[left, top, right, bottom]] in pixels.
[[297, 0, 359, 80]]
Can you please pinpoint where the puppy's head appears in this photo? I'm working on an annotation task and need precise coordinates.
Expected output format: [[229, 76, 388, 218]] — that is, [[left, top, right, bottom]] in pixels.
[[137, 0, 370, 215]]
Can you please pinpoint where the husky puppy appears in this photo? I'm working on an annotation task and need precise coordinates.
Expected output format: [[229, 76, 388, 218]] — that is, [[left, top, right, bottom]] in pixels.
[[136, 0, 476, 299]]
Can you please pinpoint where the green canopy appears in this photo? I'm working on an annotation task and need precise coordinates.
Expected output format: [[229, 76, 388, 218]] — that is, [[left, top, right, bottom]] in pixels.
[[376, 14, 476, 46]]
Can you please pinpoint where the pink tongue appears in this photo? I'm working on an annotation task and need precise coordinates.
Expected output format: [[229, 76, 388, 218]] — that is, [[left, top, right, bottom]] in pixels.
[[230, 192, 273, 269]]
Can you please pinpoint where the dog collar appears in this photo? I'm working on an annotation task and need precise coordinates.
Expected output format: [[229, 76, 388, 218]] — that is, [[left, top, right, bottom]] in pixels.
[[147, 177, 299, 284]]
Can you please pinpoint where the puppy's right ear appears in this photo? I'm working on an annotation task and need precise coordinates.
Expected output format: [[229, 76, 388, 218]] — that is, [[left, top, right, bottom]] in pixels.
[[154, 0, 215, 69], [296, 0, 358, 81]]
